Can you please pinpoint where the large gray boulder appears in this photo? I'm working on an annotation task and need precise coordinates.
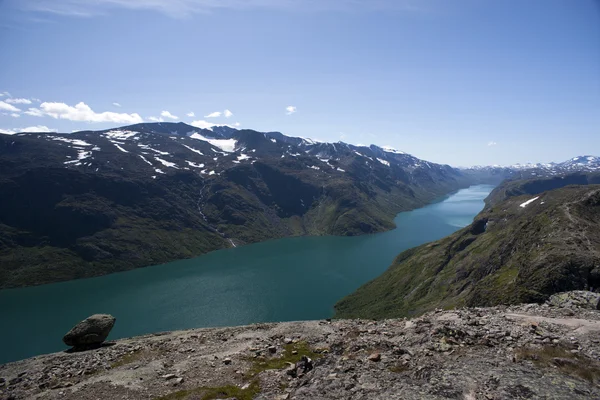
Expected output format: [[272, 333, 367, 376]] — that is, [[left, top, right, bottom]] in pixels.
[[547, 291, 600, 310], [63, 314, 116, 348]]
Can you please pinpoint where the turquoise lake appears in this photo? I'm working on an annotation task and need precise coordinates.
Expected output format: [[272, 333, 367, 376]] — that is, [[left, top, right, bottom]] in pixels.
[[0, 184, 494, 364]]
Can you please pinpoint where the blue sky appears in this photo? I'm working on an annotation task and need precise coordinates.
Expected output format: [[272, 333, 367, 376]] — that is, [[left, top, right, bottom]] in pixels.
[[0, 0, 598, 166]]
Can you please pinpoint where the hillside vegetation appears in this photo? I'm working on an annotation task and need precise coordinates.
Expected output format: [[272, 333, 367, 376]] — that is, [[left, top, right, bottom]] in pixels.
[[335, 184, 600, 319]]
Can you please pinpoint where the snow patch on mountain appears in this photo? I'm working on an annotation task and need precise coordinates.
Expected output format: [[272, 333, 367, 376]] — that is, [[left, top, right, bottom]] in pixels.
[[382, 146, 405, 154], [51, 137, 92, 147], [189, 133, 236, 153], [139, 155, 153, 166], [181, 144, 204, 156], [138, 144, 169, 156], [154, 157, 179, 169], [104, 130, 138, 140], [186, 161, 204, 168], [64, 150, 91, 164], [111, 141, 129, 153], [520, 197, 540, 208]]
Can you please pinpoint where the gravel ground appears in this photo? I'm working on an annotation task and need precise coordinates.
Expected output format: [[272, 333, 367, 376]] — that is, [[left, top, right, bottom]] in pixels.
[[2, 300, 600, 400]]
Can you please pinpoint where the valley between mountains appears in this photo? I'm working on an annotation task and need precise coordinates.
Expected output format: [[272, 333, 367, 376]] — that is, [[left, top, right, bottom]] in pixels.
[[0, 122, 474, 288], [1, 122, 599, 289]]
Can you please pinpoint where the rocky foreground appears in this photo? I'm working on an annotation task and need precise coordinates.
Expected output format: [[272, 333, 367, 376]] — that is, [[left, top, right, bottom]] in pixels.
[[2, 293, 600, 400]]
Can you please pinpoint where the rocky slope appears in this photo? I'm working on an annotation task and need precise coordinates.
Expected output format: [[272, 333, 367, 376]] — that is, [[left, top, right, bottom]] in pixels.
[[0, 123, 470, 288], [1, 292, 600, 399], [335, 184, 600, 319]]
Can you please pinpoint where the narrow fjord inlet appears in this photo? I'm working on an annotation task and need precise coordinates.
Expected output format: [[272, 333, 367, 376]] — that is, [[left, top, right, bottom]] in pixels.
[[0, 185, 493, 364]]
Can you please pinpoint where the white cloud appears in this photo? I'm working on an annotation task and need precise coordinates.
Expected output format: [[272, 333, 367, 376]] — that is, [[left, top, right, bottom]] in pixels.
[[112, 102, 121, 107], [224, 109, 233, 118], [10, 113, 20, 118], [205, 111, 221, 118], [160, 110, 178, 120], [6, 98, 32, 105], [190, 120, 217, 130], [0, 101, 21, 113], [24, 108, 44, 117], [0, 91, 10, 97], [38, 101, 144, 123], [487, 141, 497, 147], [0, 125, 56, 135], [190, 120, 240, 130], [21, 125, 56, 132], [187, 111, 195, 117], [286, 106, 297, 115], [20, 0, 420, 18], [148, 116, 164, 122]]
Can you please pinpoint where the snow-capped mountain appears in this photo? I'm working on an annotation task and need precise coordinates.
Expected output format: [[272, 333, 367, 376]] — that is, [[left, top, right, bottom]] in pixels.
[[463, 155, 600, 181], [0, 122, 470, 288], [557, 156, 600, 171], [6, 122, 456, 182]]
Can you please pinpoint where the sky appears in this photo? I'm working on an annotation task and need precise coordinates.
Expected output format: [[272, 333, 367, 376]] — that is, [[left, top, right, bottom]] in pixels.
[[0, 0, 598, 167]]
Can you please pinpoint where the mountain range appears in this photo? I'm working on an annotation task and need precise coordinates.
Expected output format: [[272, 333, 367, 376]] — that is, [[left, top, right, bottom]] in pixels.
[[0, 123, 469, 288], [0, 122, 598, 288]]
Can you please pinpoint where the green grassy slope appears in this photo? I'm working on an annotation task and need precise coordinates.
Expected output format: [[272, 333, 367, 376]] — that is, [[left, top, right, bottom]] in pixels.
[[335, 184, 600, 319]]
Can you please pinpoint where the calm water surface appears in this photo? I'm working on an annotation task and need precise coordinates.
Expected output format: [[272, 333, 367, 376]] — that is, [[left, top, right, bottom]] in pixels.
[[0, 185, 494, 363]]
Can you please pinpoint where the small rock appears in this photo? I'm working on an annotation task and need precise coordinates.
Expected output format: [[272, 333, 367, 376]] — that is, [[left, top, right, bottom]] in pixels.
[[552, 358, 578, 367], [174, 377, 184, 385], [223, 358, 232, 365], [284, 338, 293, 344], [162, 374, 177, 380], [8, 377, 22, 386], [368, 353, 381, 362], [296, 356, 314, 374], [268, 346, 277, 354]]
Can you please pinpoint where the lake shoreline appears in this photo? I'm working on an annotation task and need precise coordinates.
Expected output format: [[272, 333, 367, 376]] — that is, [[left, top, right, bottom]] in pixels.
[[0, 185, 495, 364]]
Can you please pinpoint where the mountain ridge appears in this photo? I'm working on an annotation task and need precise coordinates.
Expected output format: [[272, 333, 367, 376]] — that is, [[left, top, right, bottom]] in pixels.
[[0, 123, 471, 288]]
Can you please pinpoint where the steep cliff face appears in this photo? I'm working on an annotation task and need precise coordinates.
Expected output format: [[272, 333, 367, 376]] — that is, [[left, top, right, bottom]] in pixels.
[[335, 184, 600, 319]]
